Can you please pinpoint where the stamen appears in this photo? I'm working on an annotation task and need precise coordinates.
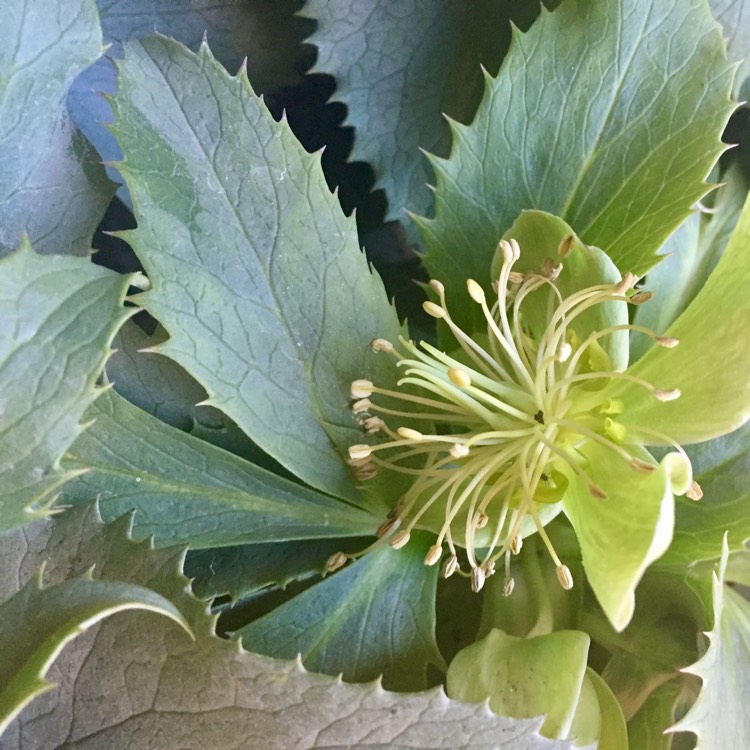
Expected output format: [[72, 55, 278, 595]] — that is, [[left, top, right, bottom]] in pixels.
[[326, 552, 348, 572], [423, 301, 446, 319], [655, 336, 679, 348], [442, 555, 460, 578], [448, 368, 472, 388], [348, 444, 372, 460], [390, 530, 411, 549], [471, 566, 486, 593], [503, 576, 515, 596], [556, 564, 574, 590], [351, 380, 373, 398], [397, 427, 424, 442], [629, 290, 653, 305], [371, 338, 395, 353], [654, 388, 681, 402], [352, 398, 372, 414], [425, 544, 443, 566], [450, 443, 470, 458], [686, 480, 703, 501]]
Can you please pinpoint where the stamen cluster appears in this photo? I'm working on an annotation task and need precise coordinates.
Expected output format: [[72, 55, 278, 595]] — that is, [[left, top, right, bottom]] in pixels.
[[332, 238, 697, 594]]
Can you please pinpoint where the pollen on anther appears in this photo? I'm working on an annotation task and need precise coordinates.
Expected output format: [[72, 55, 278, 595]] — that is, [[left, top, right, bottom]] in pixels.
[[629, 290, 654, 305], [474, 511, 489, 529], [325, 552, 348, 572], [362, 416, 385, 435], [371, 338, 394, 353], [450, 443, 470, 458], [686, 480, 703, 501], [655, 336, 679, 348], [556, 564, 574, 590], [352, 398, 372, 414], [442, 555, 459, 578], [467, 279, 486, 304], [448, 368, 471, 388], [556, 342, 572, 362], [351, 379, 373, 399], [654, 388, 681, 402], [397, 427, 424, 442], [503, 577, 515, 597], [424, 544, 443, 566], [471, 567, 486, 593], [510, 535, 523, 555]]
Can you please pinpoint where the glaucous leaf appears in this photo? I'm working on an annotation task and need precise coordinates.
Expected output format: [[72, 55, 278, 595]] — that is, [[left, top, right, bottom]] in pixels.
[[709, 0, 750, 98], [1, 0, 113, 257], [2, 504, 573, 749], [238, 532, 443, 691], [62, 389, 377, 548], [417, 0, 734, 331], [0, 240, 132, 530], [111, 35, 403, 501]]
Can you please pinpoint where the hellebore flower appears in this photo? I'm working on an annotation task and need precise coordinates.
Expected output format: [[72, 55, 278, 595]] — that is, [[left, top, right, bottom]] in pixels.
[[337, 210, 750, 631]]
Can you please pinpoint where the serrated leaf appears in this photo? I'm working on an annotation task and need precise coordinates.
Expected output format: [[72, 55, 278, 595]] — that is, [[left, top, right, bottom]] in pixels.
[[0, 569, 187, 735], [0, 0, 113, 257], [0, 239, 132, 530], [659, 421, 750, 566], [62, 389, 377, 548], [68, 0, 309, 188], [111, 35, 403, 502], [238, 532, 444, 691], [709, 0, 750, 97], [671, 542, 750, 749], [419, 0, 735, 331], [302, 0, 512, 233], [632, 165, 748, 362], [2, 504, 579, 749]]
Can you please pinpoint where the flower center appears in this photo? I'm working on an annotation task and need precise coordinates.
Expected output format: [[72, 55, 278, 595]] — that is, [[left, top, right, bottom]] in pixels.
[[333, 238, 695, 594]]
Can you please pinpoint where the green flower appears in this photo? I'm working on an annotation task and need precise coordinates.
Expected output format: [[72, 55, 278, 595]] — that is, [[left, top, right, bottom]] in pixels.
[[339, 210, 750, 630]]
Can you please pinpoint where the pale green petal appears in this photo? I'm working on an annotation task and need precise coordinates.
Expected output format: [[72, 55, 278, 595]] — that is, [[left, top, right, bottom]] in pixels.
[[562, 443, 681, 631], [609, 194, 750, 445], [493, 210, 629, 370]]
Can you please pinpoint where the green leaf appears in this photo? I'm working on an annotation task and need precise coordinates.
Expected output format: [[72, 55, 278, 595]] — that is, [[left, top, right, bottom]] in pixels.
[[446, 627, 591, 741], [0, 240, 132, 530], [111, 35, 403, 501], [613, 193, 750, 445], [494, 210, 629, 370], [418, 0, 735, 331], [0, 0, 113, 257], [0, 569, 187, 735], [302, 0, 512, 231], [562, 444, 678, 632], [709, 0, 750, 98], [1, 505, 564, 749], [659, 421, 750, 566], [672, 544, 750, 749], [626, 680, 684, 750], [632, 165, 748, 361], [62, 389, 377, 548], [581, 669, 628, 750], [238, 532, 444, 691]]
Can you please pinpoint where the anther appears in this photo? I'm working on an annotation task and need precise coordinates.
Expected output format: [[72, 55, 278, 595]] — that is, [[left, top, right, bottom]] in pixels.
[[686, 480, 703, 501], [362, 416, 385, 435], [450, 443, 470, 458], [325, 552, 348, 572], [429, 279, 445, 296], [503, 577, 515, 597], [557, 234, 576, 258], [614, 273, 638, 294], [540, 258, 563, 281], [351, 379, 373, 399], [499, 239, 516, 264], [508, 271, 526, 284], [510, 535, 523, 555], [424, 544, 443, 566], [423, 300, 446, 318], [629, 458, 656, 474], [371, 338, 394, 353], [533, 410, 545, 425], [654, 388, 681, 402], [390, 530, 411, 549], [655, 336, 679, 348], [629, 291, 654, 305], [397, 427, 424, 442], [589, 484, 608, 500], [556, 342, 572, 362], [474, 511, 489, 529], [467, 279, 486, 304], [348, 444, 372, 461], [471, 566, 486, 593], [448, 368, 472, 388], [377, 517, 400, 538], [556, 564, 574, 590], [481, 560, 496, 577], [442, 555, 460, 578], [353, 463, 378, 481], [352, 398, 372, 414]]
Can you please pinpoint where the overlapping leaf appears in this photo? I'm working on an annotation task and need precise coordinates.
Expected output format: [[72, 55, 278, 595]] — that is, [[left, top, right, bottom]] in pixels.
[[111, 35, 403, 502], [1, 0, 113, 257], [62, 389, 377, 548], [417, 0, 735, 331], [0, 240, 132, 530], [2, 504, 578, 749]]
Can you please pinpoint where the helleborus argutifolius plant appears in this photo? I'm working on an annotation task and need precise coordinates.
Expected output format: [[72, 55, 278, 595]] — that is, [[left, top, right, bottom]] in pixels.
[[339, 207, 750, 631]]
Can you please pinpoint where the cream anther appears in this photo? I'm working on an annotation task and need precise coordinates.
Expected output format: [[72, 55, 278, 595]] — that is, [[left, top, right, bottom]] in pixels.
[[429, 279, 445, 295], [654, 388, 681, 402], [686, 480, 703, 501], [351, 398, 372, 414], [467, 279, 486, 304], [371, 338, 394, 353], [556, 564, 574, 590], [474, 511, 489, 529], [508, 271, 526, 284], [325, 552, 348, 572], [471, 566, 486, 593], [503, 577, 515, 597], [390, 530, 411, 549], [351, 379, 373, 398], [556, 342, 572, 362], [442, 555, 459, 578], [655, 336, 679, 348], [348, 444, 372, 460], [510, 535, 523, 555], [448, 368, 472, 387], [499, 239, 516, 264], [423, 301, 445, 318], [424, 544, 443, 566], [450, 443, 470, 458], [481, 560, 495, 577], [362, 416, 385, 435], [397, 427, 424, 442]]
